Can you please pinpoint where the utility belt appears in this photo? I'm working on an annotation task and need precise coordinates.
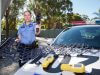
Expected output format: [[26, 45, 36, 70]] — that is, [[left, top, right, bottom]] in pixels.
[[19, 41, 36, 49]]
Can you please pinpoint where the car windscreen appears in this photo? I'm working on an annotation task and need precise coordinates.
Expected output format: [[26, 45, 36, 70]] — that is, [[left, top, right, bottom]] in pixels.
[[53, 27, 100, 49]]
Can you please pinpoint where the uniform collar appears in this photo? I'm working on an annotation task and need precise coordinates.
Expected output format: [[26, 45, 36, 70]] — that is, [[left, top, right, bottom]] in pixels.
[[22, 22, 33, 27]]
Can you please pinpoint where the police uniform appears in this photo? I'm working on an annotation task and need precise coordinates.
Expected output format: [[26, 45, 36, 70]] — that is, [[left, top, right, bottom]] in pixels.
[[17, 22, 38, 66]]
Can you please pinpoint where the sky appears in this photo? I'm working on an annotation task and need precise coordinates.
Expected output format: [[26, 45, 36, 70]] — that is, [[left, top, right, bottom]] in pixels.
[[71, 0, 100, 19]]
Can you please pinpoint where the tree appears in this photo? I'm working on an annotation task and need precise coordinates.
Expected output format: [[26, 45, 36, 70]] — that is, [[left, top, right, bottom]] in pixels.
[[29, 0, 73, 29], [72, 13, 83, 21], [4, 0, 26, 38]]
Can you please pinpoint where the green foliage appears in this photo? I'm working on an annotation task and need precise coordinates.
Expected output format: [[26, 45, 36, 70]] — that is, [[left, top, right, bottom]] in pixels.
[[29, 0, 73, 29], [65, 13, 83, 24], [3, 0, 26, 38], [11, 0, 26, 17], [1, 19, 6, 30], [4, 0, 26, 30], [72, 13, 83, 21]]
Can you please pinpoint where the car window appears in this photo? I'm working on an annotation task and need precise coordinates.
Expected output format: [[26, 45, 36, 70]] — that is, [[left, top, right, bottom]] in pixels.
[[53, 27, 100, 49], [80, 28, 100, 39]]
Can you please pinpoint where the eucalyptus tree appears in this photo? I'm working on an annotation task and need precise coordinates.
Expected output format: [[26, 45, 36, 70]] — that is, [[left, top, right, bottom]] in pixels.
[[29, 0, 73, 29], [4, 0, 26, 38]]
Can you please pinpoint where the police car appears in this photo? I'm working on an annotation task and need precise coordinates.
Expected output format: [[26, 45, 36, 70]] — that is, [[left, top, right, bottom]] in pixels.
[[15, 25, 100, 75]]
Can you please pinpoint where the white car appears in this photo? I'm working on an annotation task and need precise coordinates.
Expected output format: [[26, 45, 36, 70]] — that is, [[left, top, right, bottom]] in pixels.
[[15, 25, 100, 75]]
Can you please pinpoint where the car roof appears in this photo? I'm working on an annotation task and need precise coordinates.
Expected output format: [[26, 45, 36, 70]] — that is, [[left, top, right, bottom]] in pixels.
[[72, 24, 100, 28]]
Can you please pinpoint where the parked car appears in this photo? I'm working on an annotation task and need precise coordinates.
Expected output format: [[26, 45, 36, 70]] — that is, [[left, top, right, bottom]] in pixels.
[[51, 25, 100, 74], [15, 25, 100, 75], [52, 25, 100, 49]]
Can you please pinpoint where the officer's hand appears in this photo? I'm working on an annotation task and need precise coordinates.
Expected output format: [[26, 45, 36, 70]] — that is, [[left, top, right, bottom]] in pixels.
[[15, 39, 20, 43]]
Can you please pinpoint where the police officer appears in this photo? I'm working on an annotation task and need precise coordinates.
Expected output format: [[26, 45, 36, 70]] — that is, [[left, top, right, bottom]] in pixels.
[[15, 10, 41, 67]]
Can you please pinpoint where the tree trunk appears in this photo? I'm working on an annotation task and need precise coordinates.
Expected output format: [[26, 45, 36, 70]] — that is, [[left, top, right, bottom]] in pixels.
[[5, 8, 10, 38]]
